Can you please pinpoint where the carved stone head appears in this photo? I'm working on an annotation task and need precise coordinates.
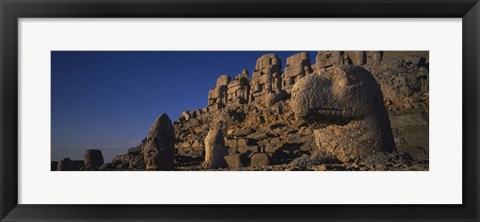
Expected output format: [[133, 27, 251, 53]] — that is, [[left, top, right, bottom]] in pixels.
[[143, 113, 175, 170], [290, 65, 395, 162]]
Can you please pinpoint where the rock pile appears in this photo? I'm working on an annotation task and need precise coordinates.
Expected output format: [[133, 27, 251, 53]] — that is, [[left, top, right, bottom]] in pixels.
[[171, 51, 428, 170]]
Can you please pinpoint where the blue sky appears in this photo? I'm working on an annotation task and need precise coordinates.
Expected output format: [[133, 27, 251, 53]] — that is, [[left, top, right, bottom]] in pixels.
[[51, 51, 316, 162]]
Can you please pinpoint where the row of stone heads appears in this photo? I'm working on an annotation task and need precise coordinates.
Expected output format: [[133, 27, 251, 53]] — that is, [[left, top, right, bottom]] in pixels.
[[207, 51, 384, 108]]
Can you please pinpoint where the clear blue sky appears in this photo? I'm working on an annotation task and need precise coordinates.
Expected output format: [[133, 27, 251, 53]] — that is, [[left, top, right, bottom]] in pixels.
[[51, 51, 316, 162]]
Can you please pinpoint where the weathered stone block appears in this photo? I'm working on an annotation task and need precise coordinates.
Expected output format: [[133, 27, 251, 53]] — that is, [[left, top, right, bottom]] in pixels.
[[250, 153, 270, 167], [237, 138, 248, 147], [233, 128, 254, 137], [286, 134, 303, 144], [269, 137, 282, 146], [224, 154, 242, 168], [226, 139, 238, 148], [300, 142, 314, 151]]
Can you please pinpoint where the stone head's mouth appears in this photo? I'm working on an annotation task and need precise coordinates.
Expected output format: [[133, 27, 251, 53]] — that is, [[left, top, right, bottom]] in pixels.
[[301, 108, 354, 129]]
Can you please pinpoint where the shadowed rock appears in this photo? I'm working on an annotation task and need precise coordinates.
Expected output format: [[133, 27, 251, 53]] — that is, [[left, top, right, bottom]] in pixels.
[[84, 149, 104, 169], [143, 113, 175, 170], [203, 122, 228, 168], [290, 65, 395, 162]]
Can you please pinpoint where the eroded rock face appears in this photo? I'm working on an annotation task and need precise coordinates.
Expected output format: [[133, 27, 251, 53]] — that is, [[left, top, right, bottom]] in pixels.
[[203, 123, 228, 168], [291, 65, 395, 162], [143, 113, 175, 170]]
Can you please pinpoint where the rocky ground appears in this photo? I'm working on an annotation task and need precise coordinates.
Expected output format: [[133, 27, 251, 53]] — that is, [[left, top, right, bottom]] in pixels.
[[52, 51, 429, 171]]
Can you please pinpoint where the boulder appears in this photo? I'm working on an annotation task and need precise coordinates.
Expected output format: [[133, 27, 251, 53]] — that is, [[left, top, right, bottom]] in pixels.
[[224, 154, 242, 168], [237, 138, 248, 147], [269, 137, 282, 146], [300, 142, 315, 151], [143, 113, 175, 170], [233, 128, 254, 137], [286, 134, 302, 144], [250, 153, 270, 167]]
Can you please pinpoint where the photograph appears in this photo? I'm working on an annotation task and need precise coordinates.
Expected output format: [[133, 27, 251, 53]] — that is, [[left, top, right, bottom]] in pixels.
[[51, 50, 429, 171], [2, 0, 477, 220]]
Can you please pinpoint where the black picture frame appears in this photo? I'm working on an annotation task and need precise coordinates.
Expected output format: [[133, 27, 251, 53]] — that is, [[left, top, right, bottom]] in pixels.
[[1, 0, 479, 221]]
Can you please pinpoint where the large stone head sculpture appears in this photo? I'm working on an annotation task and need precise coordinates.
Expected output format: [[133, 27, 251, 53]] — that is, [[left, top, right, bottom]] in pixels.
[[143, 113, 175, 170], [290, 65, 395, 162]]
